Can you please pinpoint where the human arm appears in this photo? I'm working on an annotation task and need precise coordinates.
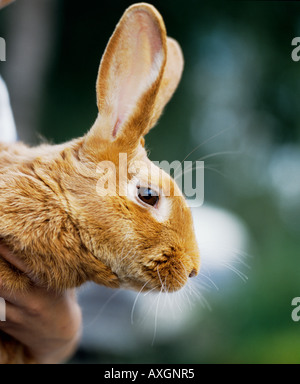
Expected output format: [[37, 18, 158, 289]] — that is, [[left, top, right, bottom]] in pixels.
[[0, 243, 82, 364]]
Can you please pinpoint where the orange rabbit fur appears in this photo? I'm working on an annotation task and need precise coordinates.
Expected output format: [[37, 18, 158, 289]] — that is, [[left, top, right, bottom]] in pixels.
[[0, 3, 200, 363]]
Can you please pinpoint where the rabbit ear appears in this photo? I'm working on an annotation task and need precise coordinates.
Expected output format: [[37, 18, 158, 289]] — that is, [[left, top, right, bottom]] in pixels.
[[86, 3, 167, 149], [145, 37, 184, 135]]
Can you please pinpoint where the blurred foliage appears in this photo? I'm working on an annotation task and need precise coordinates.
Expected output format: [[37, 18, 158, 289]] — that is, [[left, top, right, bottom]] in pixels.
[[1, 0, 300, 364]]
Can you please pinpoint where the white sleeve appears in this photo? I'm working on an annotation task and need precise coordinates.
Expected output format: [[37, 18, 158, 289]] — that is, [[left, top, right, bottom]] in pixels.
[[0, 76, 17, 143]]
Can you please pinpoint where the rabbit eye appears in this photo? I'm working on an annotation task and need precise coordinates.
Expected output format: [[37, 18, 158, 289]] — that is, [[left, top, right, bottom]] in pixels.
[[137, 187, 159, 207]]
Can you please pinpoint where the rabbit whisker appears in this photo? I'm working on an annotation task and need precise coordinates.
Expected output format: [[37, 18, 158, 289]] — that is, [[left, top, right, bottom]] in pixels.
[[120, 250, 137, 263], [197, 150, 240, 162], [143, 286, 158, 297], [198, 272, 219, 291], [152, 287, 163, 346], [173, 127, 232, 175], [221, 262, 248, 282], [174, 162, 227, 182], [84, 289, 123, 329], [131, 280, 151, 325], [156, 265, 167, 293]]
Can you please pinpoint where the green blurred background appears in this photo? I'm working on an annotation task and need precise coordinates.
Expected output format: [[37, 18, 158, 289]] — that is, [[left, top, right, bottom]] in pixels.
[[1, 0, 300, 364]]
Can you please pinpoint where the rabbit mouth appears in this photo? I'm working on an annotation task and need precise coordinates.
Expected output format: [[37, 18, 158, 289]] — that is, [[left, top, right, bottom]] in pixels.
[[112, 245, 199, 293], [149, 254, 198, 293], [117, 261, 194, 293]]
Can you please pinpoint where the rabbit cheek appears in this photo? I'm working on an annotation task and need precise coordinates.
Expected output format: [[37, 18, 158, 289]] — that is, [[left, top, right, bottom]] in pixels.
[[171, 200, 201, 275], [153, 252, 193, 292]]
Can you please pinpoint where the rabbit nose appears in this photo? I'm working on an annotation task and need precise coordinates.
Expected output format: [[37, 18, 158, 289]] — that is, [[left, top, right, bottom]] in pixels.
[[189, 269, 197, 278]]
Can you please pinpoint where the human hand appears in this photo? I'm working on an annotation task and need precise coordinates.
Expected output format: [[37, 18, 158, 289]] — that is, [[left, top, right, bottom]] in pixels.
[[0, 243, 82, 364]]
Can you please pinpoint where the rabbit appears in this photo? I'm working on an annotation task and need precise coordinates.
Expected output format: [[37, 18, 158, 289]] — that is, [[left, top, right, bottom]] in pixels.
[[0, 3, 200, 364]]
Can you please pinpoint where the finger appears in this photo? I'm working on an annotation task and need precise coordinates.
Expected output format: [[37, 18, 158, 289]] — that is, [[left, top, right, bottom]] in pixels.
[[0, 292, 7, 325], [0, 276, 73, 308], [0, 301, 22, 332], [0, 242, 30, 274], [0, 277, 26, 305]]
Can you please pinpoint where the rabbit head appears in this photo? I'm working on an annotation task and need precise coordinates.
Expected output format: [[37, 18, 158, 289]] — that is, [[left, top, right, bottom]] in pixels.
[[61, 3, 200, 293]]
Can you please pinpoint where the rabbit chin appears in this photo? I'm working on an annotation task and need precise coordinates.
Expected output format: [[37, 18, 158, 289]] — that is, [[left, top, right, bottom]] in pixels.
[[115, 265, 190, 293], [119, 278, 188, 293]]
